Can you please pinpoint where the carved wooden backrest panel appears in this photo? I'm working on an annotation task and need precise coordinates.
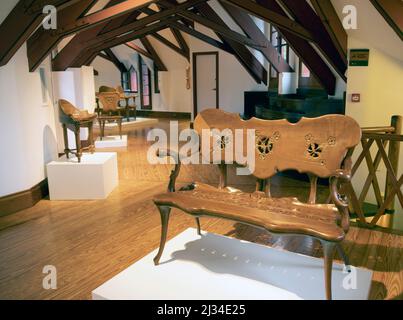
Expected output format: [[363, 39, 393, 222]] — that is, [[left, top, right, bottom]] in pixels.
[[194, 109, 362, 179], [59, 99, 80, 117], [99, 85, 116, 93], [59, 99, 95, 123], [98, 92, 120, 112]]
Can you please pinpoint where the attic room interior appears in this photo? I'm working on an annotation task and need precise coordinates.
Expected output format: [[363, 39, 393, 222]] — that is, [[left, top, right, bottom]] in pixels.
[[0, 0, 402, 303]]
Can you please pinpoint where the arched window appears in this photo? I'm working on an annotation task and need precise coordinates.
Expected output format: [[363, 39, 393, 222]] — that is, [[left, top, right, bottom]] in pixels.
[[139, 56, 152, 109], [129, 66, 138, 93], [121, 66, 138, 93]]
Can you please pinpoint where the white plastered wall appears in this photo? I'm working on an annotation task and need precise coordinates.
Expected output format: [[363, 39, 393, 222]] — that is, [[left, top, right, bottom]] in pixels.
[[332, 0, 403, 227], [0, 44, 59, 196], [0, 0, 99, 196]]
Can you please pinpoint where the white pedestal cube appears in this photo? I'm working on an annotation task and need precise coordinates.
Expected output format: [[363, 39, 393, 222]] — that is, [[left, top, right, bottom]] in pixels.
[[95, 135, 128, 149], [47, 153, 118, 200]]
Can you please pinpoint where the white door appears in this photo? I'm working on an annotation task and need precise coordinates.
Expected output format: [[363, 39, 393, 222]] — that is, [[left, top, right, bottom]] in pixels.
[[195, 53, 218, 115]]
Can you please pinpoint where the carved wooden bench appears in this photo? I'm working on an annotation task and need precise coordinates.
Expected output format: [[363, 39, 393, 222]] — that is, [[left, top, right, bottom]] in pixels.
[[153, 109, 361, 300]]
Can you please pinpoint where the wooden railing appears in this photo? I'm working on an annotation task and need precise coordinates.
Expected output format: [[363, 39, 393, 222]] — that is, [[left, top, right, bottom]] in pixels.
[[346, 115, 402, 227]]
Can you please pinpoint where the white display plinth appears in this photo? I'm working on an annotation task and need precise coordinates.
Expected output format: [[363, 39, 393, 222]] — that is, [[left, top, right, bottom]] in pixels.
[[94, 118, 158, 130], [47, 153, 118, 200], [93, 229, 372, 300], [95, 135, 128, 149]]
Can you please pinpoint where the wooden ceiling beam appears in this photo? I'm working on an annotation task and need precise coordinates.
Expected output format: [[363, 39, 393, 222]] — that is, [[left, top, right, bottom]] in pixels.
[[221, 0, 314, 41], [0, 0, 80, 67], [81, 0, 207, 49], [164, 0, 194, 27], [143, 1, 190, 59], [256, 0, 336, 95], [54, 0, 154, 35], [156, 0, 266, 82], [310, 0, 348, 59], [27, 0, 98, 72], [104, 48, 128, 72], [98, 52, 114, 62], [69, 16, 178, 69], [171, 28, 190, 61], [140, 37, 168, 71], [27, 0, 84, 14], [57, 0, 206, 70], [278, 0, 347, 81], [53, 7, 142, 71], [28, 0, 154, 71], [178, 11, 265, 49], [156, 0, 195, 29], [125, 42, 154, 60], [195, 3, 267, 84], [98, 6, 141, 34], [151, 32, 189, 60], [220, 1, 293, 73], [170, 21, 234, 54], [370, 0, 403, 40]]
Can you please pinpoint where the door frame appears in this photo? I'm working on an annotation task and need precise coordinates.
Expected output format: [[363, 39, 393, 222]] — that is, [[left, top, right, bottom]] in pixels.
[[192, 51, 219, 117]]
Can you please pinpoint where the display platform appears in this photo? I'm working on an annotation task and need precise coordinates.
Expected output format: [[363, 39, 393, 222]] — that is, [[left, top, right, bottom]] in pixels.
[[95, 135, 128, 149], [47, 152, 118, 200], [94, 118, 158, 130], [93, 229, 372, 300]]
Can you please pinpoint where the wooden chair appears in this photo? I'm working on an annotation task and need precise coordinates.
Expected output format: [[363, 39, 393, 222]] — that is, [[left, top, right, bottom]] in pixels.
[[97, 92, 124, 140], [116, 85, 138, 122], [153, 109, 362, 300], [96, 86, 117, 116], [58, 99, 97, 163]]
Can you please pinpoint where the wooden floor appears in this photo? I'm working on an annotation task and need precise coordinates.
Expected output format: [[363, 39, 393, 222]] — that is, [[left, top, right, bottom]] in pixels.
[[0, 120, 401, 300]]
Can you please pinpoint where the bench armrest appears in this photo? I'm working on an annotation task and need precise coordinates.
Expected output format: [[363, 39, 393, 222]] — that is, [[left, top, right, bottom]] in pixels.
[[330, 156, 353, 232], [330, 156, 352, 207], [157, 149, 181, 192]]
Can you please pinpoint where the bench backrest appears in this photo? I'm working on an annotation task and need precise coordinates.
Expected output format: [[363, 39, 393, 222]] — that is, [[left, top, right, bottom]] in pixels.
[[194, 109, 361, 180]]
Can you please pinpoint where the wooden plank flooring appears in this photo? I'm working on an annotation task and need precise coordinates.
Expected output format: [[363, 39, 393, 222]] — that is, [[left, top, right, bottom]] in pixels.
[[0, 120, 401, 300]]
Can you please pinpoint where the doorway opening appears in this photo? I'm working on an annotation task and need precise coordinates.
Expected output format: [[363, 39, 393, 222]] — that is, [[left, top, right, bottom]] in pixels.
[[193, 52, 219, 116]]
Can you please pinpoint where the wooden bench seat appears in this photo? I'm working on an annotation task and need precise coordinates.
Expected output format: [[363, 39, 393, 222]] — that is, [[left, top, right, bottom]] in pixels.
[[154, 183, 345, 242], [152, 109, 362, 300]]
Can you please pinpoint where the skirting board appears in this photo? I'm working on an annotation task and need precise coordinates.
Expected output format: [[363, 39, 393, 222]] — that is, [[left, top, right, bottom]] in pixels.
[[136, 110, 191, 119], [93, 229, 373, 300], [0, 179, 48, 217]]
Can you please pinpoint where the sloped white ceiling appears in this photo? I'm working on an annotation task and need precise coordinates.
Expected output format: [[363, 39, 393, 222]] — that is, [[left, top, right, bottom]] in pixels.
[[331, 0, 403, 62]]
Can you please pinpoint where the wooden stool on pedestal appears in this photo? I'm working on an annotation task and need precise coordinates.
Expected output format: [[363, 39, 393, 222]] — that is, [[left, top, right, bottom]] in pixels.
[[59, 99, 97, 163]]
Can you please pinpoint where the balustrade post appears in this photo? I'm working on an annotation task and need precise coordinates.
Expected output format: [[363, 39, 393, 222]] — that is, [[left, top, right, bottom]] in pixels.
[[384, 115, 402, 213]]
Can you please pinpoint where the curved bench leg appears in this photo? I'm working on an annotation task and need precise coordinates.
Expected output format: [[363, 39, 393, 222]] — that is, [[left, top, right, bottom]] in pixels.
[[154, 206, 171, 266], [196, 218, 202, 236], [321, 241, 336, 300], [336, 243, 351, 273]]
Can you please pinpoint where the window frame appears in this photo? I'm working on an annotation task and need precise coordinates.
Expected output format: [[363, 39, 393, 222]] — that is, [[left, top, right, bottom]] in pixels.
[[269, 25, 290, 81], [138, 55, 152, 110]]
